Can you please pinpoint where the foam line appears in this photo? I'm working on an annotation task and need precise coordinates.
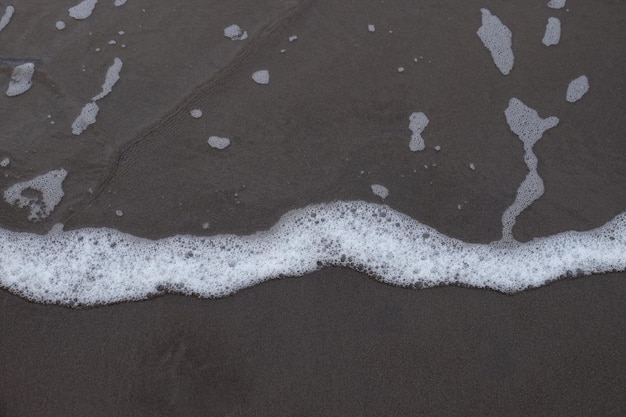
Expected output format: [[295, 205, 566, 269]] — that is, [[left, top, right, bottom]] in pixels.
[[1, 201, 625, 307]]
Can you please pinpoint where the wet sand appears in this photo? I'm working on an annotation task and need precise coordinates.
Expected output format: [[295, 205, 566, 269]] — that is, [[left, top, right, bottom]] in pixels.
[[1, 0, 625, 415]]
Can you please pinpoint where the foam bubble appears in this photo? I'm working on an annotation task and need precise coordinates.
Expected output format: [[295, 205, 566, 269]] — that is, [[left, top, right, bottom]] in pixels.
[[0, 157, 10, 167], [56, 20, 66, 30], [566, 75, 589, 103], [6, 63, 35, 97], [368, 24, 375, 32], [190, 109, 203, 118], [542, 17, 561, 46], [288, 35, 298, 42], [208, 136, 231, 149], [223, 24, 248, 41], [72, 102, 99, 135], [69, 0, 98, 20], [0, 5, 15, 32], [501, 98, 559, 242], [397, 67, 405, 73], [371, 184, 389, 199], [115, 210, 123, 217], [3, 169, 68, 221], [476, 9, 514, 75], [547, 0, 566, 9], [408, 112, 429, 152], [252, 70, 270, 85], [1, 201, 625, 306]]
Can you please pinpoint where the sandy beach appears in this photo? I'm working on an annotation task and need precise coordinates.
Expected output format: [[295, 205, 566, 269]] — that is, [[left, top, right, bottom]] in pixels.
[[0, 0, 625, 415]]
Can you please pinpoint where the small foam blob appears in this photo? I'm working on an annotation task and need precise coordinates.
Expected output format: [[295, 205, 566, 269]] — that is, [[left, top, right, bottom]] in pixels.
[[288, 35, 298, 42], [3, 169, 68, 221], [6, 63, 35, 97], [469, 163, 476, 170], [0, 5, 14, 32], [566, 75, 589, 103], [56, 20, 66, 30], [476, 9, 514, 75], [69, 0, 98, 20], [547, 0, 566, 9], [252, 70, 270, 85], [223, 24, 248, 40], [108, 39, 117, 45], [408, 112, 429, 152], [368, 24, 375, 32], [0, 157, 10, 167], [190, 109, 203, 118], [434, 145, 441, 151], [115, 210, 123, 217], [208, 136, 231, 149], [542, 17, 561, 46], [397, 67, 405, 73], [114, 0, 127, 6], [371, 184, 389, 199], [72, 102, 99, 135]]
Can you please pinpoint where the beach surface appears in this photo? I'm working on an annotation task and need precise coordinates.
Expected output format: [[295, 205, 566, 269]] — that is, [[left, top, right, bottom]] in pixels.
[[0, 0, 625, 415]]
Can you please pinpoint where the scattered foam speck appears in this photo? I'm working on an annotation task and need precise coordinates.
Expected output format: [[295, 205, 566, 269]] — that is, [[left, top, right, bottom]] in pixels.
[[368, 24, 375, 32], [566, 75, 589, 103], [114, 0, 127, 6], [208, 136, 231, 150], [371, 184, 389, 199], [252, 70, 270, 85], [115, 210, 123, 217], [476, 9, 514, 75], [223, 24, 248, 41], [190, 109, 203, 118], [69, 0, 98, 20], [397, 67, 405, 73], [469, 163, 476, 170], [6, 63, 35, 97], [56, 20, 66, 30], [547, 0, 566, 9], [288, 35, 298, 42], [0, 157, 10, 167], [3, 169, 68, 221], [542, 17, 561, 46], [72, 102, 100, 135], [501, 98, 559, 242], [408, 112, 429, 152], [0, 5, 15, 32]]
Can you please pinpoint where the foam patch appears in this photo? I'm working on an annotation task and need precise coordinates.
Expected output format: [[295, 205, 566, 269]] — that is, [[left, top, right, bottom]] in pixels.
[[476, 9, 514, 75], [69, 0, 98, 20], [92, 58, 123, 101], [542, 17, 561, 46], [0, 5, 14, 32], [72, 102, 100, 135], [566, 75, 589, 103], [3, 169, 68, 221], [6, 63, 35, 97], [371, 184, 389, 199], [252, 70, 270, 85], [408, 112, 429, 151], [223, 24, 248, 40], [547, 0, 566, 9], [208, 136, 231, 149]]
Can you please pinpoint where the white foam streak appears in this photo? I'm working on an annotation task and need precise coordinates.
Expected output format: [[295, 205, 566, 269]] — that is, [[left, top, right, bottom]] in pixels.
[[566, 75, 589, 103], [476, 9, 514, 75], [542, 17, 561, 46], [69, 0, 98, 20], [0, 5, 14, 32], [92, 58, 123, 101], [1, 201, 625, 307]]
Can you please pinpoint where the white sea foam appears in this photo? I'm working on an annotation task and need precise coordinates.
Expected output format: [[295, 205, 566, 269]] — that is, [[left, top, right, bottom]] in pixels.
[[208, 136, 231, 149], [476, 9, 514, 75], [1, 201, 625, 306], [114, 0, 127, 6], [252, 70, 270, 85], [72, 102, 100, 135], [0, 157, 10, 167], [6, 63, 35, 97], [371, 184, 389, 199], [3, 169, 68, 221], [408, 112, 429, 151], [542, 17, 561, 46], [368, 24, 375, 32], [566, 75, 589, 103], [547, 0, 566, 9], [190, 109, 203, 118], [92, 57, 123, 101], [501, 98, 559, 242], [69, 0, 98, 20], [0, 5, 14, 32], [223, 24, 248, 41], [56, 20, 66, 30]]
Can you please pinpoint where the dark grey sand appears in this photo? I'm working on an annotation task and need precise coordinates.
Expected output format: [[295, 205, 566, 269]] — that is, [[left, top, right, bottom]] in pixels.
[[1, 0, 625, 415]]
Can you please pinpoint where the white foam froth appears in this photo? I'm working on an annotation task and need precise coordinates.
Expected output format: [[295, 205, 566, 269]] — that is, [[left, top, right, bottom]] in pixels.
[[288, 35, 298, 42], [190, 109, 203, 118], [542, 17, 561, 46], [3, 169, 68, 221], [566, 75, 589, 103], [371, 184, 389, 199], [6, 63, 35, 97], [252, 70, 270, 85], [547, 0, 566, 9], [501, 98, 559, 242], [368, 24, 375, 32], [69, 0, 98, 20], [1, 201, 625, 306], [223, 24, 248, 41], [56, 20, 66, 30], [0, 5, 14, 32], [0, 157, 10, 167], [208, 136, 231, 149], [92, 57, 123, 101], [476, 9, 514, 75], [114, 0, 127, 6], [408, 112, 429, 152], [72, 102, 100, 135]]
